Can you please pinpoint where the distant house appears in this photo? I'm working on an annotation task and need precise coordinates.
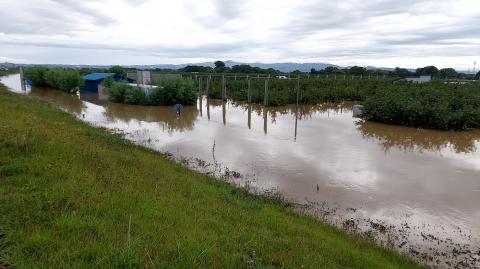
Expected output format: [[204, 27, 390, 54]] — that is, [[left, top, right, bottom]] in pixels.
[[394, 75, 432, 84]]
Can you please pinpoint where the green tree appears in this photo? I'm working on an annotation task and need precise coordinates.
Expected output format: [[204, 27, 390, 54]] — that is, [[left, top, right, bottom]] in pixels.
[[324, 66, 341, 74], [214, 61, 225, 69], [438, 68, 458, 79], [348, 66, 367, 75], [108, 65, 127, 78], [475, 71, 480, 80], [24, 66, 48, 86], [392, 67, 413, 78], [416, 66, 439, 77]]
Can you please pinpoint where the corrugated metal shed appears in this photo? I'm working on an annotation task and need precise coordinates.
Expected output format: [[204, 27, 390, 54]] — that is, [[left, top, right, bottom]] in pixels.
[[82, 73, 115, 92], [84, 73, 115, 81]]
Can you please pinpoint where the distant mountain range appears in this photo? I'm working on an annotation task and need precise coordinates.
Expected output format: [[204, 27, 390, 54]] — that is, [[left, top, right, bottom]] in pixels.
[[129, 60, 340, 73]]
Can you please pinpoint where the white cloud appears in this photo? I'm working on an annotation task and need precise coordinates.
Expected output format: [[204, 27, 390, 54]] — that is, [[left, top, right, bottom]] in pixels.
[[0, 0, 479, 69]]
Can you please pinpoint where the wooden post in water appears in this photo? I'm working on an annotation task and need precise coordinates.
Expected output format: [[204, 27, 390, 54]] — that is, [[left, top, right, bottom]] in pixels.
[[296, 77, 300, 107], [247, 104, 252, 129], [206, 75, 211, 97], [19, 67, 26, 92], [222, 100, 226, 125], [198, 77, 201, 95], [207, 97, 211, 121], [247, 76, 252, 103], [263, 76, 269, 106], [263, 107, 268, 134], [221, 74, 226, 100], [294, 106, 298, 142], [199, 95, 203, 117]]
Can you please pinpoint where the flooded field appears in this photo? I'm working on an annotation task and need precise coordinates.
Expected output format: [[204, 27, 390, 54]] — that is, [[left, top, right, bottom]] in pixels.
[[2, 74, 479, 268]]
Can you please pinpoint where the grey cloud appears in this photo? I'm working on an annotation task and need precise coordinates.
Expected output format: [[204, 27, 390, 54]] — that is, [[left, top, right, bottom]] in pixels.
[[188, 0, 246, 29], [0, 0, 116, 35], [1, 0, 479, 66]]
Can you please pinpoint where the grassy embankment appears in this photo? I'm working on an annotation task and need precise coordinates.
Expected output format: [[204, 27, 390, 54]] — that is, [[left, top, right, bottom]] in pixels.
[[0, 87, 421, 268]]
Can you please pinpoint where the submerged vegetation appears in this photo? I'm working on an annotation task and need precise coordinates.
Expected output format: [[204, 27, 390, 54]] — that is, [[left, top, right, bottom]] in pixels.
[[106, 77, 197, 105], [24, 66, 83, 93], [0, 88, 420, 268], [14, 63, 480, 130], [362, 82, 480, 130]]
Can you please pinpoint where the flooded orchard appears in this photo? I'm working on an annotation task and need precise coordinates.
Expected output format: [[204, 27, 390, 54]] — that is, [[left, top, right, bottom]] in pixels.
[[2, 74, 479, 268]]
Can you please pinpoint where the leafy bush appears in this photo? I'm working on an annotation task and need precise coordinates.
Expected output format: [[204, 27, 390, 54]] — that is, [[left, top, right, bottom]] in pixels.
[[25, 66, 83, 93], [123, 86, 148, 104], [105, 78, 197, 106], [362, 82, 480, 130], [151, 77, 197, 105]]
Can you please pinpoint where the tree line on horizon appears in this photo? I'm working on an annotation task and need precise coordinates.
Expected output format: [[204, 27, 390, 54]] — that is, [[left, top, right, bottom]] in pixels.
[[175, 61, 479, 80], [30, 61, 480, 81]]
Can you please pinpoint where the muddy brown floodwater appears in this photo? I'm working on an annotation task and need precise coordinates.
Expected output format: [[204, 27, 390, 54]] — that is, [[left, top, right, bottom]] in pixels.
[[2, 74, 480, 268]]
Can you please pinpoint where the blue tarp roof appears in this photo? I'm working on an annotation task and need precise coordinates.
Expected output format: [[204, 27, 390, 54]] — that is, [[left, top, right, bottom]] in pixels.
[[83, 73, 115, 81]]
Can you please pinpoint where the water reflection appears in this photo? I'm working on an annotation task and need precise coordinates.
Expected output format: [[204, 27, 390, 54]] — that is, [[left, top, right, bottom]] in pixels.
[[358, 120, 480, 153], [106, 103, 199, 133]]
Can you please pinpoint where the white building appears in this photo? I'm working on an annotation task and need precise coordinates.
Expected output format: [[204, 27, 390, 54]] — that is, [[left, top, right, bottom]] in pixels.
[[395, 75, 432, 84]]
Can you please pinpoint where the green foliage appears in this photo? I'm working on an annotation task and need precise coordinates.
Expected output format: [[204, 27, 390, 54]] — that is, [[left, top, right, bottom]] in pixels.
[[347, 66, 368, 75], [203, 76, 391, 106], [416, 65, 439, 77], [476, 71, 480, 80], [179, 65, 212, 73], [123, 86, 148, 104], [24, 66, 49, 87], [24, 66, 83, 93], [362, 82, 480, 130], [214, 60, 225, 68], [106, 78, 197, 106], [103, 77, 114, 88], [108, 65, 127, 78], [392, 67, 413, 78], [150, 77, 197, 105], [438, 68, 458, 79]]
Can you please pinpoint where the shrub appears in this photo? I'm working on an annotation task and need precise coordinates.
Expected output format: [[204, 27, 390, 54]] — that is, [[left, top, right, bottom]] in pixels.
[[362, 82, 480, 130], [105, 83, 131, 103], [25, 67, 83, 93], [123, 86, 148, 104], [150, 77, 197, 105], [106, 78, 197, 106]]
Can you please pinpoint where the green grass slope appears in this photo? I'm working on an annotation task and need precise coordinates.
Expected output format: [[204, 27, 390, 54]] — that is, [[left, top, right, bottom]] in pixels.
[[0, 88, 420, 268]]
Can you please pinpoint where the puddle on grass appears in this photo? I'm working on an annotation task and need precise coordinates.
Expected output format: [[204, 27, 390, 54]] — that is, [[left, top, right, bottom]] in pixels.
[[2, 74, 480, 268]]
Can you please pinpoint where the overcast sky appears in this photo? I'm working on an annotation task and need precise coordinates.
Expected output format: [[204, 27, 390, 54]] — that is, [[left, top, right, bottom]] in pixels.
[[0, 0, 479, 69]]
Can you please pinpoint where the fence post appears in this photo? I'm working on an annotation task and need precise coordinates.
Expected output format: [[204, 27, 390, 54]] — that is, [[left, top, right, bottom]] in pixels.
[[248, 104, 252, 129], [247, 75, 252, 103], [198, 77, 201, 95], [263, 76, 269, 106], [207, 97, 211, 120], [222, 74, 226, 100], [222, 100, 226, 125], [263, 107, 268, 134], [296, 77, 300, 107], [206, 75, 211, 97]]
